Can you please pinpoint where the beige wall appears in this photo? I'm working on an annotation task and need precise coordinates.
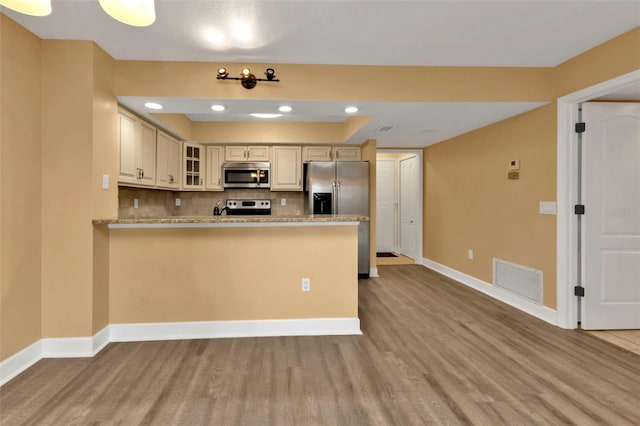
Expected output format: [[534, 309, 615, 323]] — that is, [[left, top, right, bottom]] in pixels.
[[116, 62, 553, 102], [109, 226, 358, 322], [0, 15, 42, 360], [421, 26, 639, 310], [149, 113, 193, 141], [191, 121, 345, 144], [91, 45, 117, 333], [554, 27, 640, 98], [424, 105, 557, 307], [41, 40, 95, 338], [41, 40, 118, 339], [360, 139, 377, 271]]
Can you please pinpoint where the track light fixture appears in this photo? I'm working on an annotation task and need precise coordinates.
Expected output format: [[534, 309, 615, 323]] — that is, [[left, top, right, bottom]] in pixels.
[[217, 67, 280, 90]]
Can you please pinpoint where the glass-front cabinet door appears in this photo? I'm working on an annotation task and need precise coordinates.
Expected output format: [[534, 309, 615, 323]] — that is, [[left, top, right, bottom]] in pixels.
[[182, 142, 204, 190]]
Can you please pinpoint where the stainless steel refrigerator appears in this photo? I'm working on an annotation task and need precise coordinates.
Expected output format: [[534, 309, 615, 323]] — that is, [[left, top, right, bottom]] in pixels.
[[305, 161, 369, 277]]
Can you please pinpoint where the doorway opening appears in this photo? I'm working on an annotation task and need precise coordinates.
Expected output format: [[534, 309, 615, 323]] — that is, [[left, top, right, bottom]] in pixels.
[[375, 149, 423, 266]]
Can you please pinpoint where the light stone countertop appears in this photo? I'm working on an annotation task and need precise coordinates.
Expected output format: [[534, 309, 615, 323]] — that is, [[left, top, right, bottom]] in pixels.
[[93, 215, 368, 229]]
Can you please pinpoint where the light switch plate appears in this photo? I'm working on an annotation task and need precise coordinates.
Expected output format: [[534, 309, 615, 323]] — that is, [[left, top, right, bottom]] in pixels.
[[281, 198, 286, 206], [102, 174, 109, 189], [540, 201, 557, 215], [175, 198, 181, 207]]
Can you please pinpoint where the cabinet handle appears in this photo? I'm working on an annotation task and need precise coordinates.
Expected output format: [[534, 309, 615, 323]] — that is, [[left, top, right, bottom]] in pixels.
[[218, 178, 221, 185], [169, 175, 174, 183], [200, 178, 203, 186], [141, 169, 144, 178], [335, 151, 340, 159], [299, 178, 302, 185]]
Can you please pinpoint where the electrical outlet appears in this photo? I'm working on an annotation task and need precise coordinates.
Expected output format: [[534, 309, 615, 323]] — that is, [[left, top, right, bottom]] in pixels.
[[281, 198, 287, 206], [134, 198, 139, 209], [467, 249, 473, 260], [175, 198, 181, 207], [301, 278, 310, 292]]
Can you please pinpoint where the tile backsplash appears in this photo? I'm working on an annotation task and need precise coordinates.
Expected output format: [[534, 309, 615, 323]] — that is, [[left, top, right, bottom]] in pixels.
[[119, 186, 305, 218]]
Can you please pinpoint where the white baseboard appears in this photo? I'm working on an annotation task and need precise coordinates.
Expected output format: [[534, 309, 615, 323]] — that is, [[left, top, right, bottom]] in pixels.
[[110, 318, 362, 342], [41, 325, 110, 358], [369, 267, 379, 278], [0, 340, 42, 387], [422, 258, 558, 326], [92, 325, 111, 355], [1, 319, 360, 386]]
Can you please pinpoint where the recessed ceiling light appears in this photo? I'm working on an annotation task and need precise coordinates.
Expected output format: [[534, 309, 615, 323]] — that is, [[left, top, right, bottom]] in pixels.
[[250, 113, 283, 119], [279, 106, 292, 113], [345, 106, 358, 113], [144, 102, 163, 110], [211, 105, 225, 112]]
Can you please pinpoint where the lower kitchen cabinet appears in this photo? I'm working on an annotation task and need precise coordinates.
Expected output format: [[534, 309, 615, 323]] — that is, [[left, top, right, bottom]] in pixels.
[[271, 146, 302, 191], [205, 146, 224, 191]]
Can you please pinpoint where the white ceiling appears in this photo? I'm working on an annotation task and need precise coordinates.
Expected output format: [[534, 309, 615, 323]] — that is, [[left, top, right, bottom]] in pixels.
[[4, 0, 640, 147]]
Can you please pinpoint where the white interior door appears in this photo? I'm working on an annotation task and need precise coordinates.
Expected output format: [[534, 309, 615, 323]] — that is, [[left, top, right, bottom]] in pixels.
[[376, 159, 396, 253], [582, 102, 640, 330], [399, 156, 418, 260]]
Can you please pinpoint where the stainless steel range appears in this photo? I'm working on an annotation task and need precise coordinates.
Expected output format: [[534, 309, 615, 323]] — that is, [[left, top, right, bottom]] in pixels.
[[224, 199, 271, 216]]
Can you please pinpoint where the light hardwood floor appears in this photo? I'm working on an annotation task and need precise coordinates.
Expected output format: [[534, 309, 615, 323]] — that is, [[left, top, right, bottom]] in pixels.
[[586, 330, 640, 356], [1, 265, 639, 425], [375, 253, 415, 265]]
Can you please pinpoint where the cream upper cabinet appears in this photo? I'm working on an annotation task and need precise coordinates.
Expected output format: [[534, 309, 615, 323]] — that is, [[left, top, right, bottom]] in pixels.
[[302, 146, 361, 162], [271, 146, 303, 191], [182, 142, 205, 190], [205, 146, 224, 191], [156, 130, 181, 189], [225, 145, 270, 162], [302, 146, 332, 162], [118, 109, 156, 186], [118, 110, 138, 184], [333, 146, 361, 161]]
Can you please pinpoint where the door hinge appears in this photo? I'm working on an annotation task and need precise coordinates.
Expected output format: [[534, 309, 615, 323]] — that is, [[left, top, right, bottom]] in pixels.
[[575, 122, 586, 133], [574, 286, 585, 297], [574, 204, 585, 215]]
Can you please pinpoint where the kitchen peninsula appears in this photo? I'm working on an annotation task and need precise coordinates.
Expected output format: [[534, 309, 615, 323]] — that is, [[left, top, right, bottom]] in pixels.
[[92, 214, 367, 339]]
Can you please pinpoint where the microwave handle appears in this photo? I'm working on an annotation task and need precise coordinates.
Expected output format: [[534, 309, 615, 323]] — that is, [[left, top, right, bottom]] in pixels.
[[256, 169, 262, 185]]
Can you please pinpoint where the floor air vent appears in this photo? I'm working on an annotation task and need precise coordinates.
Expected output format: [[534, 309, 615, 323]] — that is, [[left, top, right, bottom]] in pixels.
[[493, 258, 543, 304]]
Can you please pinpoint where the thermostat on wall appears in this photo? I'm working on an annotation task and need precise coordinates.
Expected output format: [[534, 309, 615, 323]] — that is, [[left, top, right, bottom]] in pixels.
[[508, 159, 520, 170]]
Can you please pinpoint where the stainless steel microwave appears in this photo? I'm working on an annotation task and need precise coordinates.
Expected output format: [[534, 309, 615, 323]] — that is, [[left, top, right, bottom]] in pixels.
[[222, 162, 270, 188]]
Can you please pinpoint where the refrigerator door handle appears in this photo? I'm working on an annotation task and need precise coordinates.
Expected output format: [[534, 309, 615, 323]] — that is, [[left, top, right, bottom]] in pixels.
[[332, 181, 337, 214], [336, 181, 341, 214]]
